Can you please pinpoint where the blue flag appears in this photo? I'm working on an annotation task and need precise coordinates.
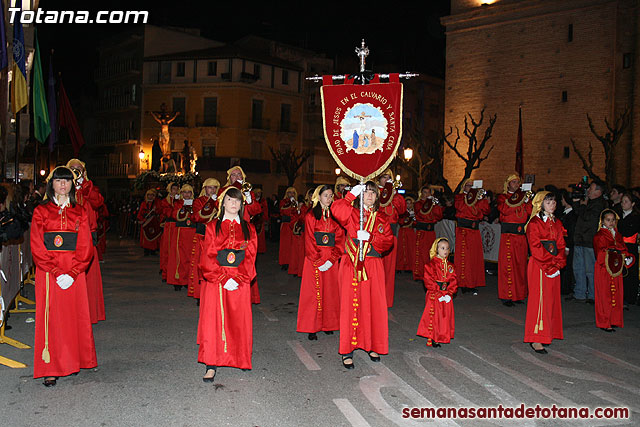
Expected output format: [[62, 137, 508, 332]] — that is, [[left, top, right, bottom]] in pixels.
[[47, 56, 57, 152], [11, 8, 27, 114]]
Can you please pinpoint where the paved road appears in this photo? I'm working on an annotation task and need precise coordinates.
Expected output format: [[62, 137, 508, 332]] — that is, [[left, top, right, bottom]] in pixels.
[[1, 237, 639, 426]]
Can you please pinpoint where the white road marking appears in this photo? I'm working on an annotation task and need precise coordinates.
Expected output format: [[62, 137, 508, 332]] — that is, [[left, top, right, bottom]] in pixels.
[[590, 390, 640, 414], [484, 307, 523, 325], [579, 345, 640, 373], [333, 398, 372, 427], [258, 307, 278, 321], [549, 350, 583, 364], [287, 340, 320, 371]]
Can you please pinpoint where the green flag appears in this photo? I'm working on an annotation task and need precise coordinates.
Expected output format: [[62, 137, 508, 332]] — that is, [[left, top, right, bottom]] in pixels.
[[33, 28, 51, 143]]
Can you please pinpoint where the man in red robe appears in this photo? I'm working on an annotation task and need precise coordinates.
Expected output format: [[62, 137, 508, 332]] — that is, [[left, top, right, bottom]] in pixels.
[[413, 186, 444, 281], [157, 182, 180, 282], [167, 184, 197, 291], [137, 189, 162, 255], [497, 174, 532, 306]]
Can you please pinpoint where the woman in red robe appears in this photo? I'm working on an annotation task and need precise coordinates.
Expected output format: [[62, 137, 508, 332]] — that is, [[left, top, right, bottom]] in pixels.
[[297, 185, 345, 340], [158, 182, 180, 281], [167, 184, 196, 291], [524, 191, 566, 354], [189, 178, 220, 301], [331, 182, 393, 369], [396, 196, 416, 272], [279, 187, 298, 269], [137, 189, 161, 255], [417, 238, 458, 347], [413, 186, 444, 280], [198, 187, 258, 382], [593, 209, 634, 332], [454, 178, 490, 294], [31, 166, 95, 387]]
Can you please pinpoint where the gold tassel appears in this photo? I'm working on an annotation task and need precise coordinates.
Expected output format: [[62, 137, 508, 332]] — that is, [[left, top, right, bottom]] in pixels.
[[219, 281, 227, 353], [175, 228, 181, 280], [42, 272, 51, 363], [534, 269, 544, 333]]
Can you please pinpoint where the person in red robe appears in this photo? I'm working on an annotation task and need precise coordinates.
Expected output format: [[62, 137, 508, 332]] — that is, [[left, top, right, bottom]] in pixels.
[[189, 178, 220, 301], [297, 185, 345, 340], [454, 178, 490, 294], [524, 191, 567, 354], [377, 169, 407, 308], [137, 189, 161, 255], [198, 187, 258, 382], [288, 190, 311, 277], [67, 158, 105, 324], [158, 182, 180, 282], [413, 186, 444, 281], [331, 181, 393, 369], [31, 166, 96, 387], [396, 196, 416, 272], [334, 176, 350, 200], [253, 188, 268, 254], [417, 238, 458, 347], [593, 209, 635, 332], [278, 187, 298, 269], [497, 174, 532, 306], [167, 184, 197, 291]]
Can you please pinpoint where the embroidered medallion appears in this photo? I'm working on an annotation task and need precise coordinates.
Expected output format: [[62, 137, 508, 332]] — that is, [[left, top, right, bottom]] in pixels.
[[227, 251, 236, 264], [53, 234, 63, 247]]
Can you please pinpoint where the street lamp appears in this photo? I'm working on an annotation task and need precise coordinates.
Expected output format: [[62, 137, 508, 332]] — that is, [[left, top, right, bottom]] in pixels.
[[39, 169, 46, 176], [139, 149, 145, 160], [403, 147, 413, 161], [335, 168, 341, 175]]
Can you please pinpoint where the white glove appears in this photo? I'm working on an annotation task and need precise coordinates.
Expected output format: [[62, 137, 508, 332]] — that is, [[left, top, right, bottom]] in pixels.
[[545, 270, 560, 278], [244, 192, 252, 204], [290, 196, 296, 202], [183, 199, 193, 206], [564, 247, 570, 255], [318, 260, 333, 272], [357, 230, 370, 242], [211, 194, 218, 201], [0, 296, 5, 326], [438, 296, 446, 302], [56, 274, 74, 290], [625, 257, 633, 266], [443, 294, 452, 303], [76, 177, 84, 185], [223, 278, 239, 291], [174, 194, 180, 200], [349, 184, 366, 198]]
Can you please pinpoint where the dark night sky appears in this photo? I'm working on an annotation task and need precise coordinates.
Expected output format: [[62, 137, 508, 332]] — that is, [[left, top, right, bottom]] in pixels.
[[35, 1, 450, 99]]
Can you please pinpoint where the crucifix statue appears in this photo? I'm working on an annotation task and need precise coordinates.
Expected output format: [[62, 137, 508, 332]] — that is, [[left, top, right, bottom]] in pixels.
[[355, 39, 369, 73], [148, 103, 180, 156]]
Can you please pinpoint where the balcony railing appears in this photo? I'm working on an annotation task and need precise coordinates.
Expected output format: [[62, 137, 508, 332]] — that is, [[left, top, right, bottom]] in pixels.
[[92, 128, 136, 146], [94, 58, 141, 80], [97, 94, 138, 112], [195, 114, 220, 127], [249, 118, 270, 131], [278, 122, 298, 133], [93, 162, 137, 178]]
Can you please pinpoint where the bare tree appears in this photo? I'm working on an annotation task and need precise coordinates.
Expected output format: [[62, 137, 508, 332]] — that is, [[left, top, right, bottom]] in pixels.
[[571, 108, 631, 185], [401, 122, 451, 193], [269, 145, 310, 187], [443, 108, 497, 193]]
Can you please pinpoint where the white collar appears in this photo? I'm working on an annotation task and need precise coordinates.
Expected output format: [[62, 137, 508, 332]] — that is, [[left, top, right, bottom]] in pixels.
[[53, 195, 69, 209], [623, 209, 632, 218], [222, 214, 240, 224]]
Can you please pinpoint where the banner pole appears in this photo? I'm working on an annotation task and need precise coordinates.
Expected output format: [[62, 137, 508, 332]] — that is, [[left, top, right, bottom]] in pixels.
[[359, 181, 364, 261]]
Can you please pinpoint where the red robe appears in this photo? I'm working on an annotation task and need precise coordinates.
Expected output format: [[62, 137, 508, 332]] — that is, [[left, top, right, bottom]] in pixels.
[[288, 205, 308, 277], [167, 200, 197, 287], [188, 196, 218, 299], [137, 200, 161, 251], [412, 198, 444, 280], [417, 256, 458, 343], [524, 215, 566, 344], [454, 192, 490, 288], [278, 199, 298, 266], [377, 191, 406, 307], [296, 209, 345, 333], [31, 201, 96, 378], [331, 193, 394, 355], [197, 218, 257, 369], [158, 196, 178, 280], [497, 191, 532, 301], [593, 228, 631, 329], [396, 212, 416, 271]]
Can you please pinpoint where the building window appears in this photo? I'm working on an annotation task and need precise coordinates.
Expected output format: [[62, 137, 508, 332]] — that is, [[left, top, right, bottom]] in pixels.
[[568, 24, 573, 42], [251, 141, 263, 159], [282, 70, 289, 85], [176, 62, 185, 77], [172, 97, 186, 126], [623, 53, 632, 69], [202, 140, 216, 158], [563, 146, 570, 158], [561, 91, 568, 102], [207, 61, 217, 76], [159, 61, 171, 83], [252, 99, 263, 128], [280, 104, 291, 132], [203, 97, 217, 126], [254, 63, 261, 78]]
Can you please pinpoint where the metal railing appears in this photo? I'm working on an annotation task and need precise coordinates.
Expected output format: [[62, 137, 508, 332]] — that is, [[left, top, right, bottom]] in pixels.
[[94, 58, 141, 80]]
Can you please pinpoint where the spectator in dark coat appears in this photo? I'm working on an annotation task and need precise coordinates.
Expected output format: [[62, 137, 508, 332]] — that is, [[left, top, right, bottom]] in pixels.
[[558, 190, 578, 295], [618, 192, 640, 306]]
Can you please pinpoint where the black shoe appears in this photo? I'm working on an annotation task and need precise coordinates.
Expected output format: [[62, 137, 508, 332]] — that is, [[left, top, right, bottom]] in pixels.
[[586, 299, 595, 305], [203, 366, 216, 383], [460, 288, 469, 294], [514, 300, 525, 304], [241, 368, 250, 372], [43, 377, 58, 387], [472, 290, 478, 296], [324, 331, 334, 335], [565, 296, 584, 302], [196, 299, 200, 306], [432, 341, 441, 348], [281, 264, 289, 270], [342, 356, 354, 369], [623, 304, 629, 311], [502, 300, 515, 307], [4, 324, 11, 330], [174, 285, 182, 292], [308, 333, 318, 341], [368, 351, 381, 362], [600, 327, 615, 332], [529, 343, 547, 354]]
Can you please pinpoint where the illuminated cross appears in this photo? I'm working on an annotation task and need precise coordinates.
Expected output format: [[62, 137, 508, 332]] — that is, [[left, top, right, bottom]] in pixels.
[[355, 39, 369, 72]]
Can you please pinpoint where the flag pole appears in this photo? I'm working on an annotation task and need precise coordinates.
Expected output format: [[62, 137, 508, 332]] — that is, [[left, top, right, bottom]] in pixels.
[[14, 109, 19, 182]]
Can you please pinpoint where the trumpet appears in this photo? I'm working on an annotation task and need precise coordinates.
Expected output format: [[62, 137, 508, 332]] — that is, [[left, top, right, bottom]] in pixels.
[[241, 181, 252, 193], [524, 190, 534, 202], [476, 189, 486, 200], [432, 197, 440, 205], [393, 174, 403, 190]]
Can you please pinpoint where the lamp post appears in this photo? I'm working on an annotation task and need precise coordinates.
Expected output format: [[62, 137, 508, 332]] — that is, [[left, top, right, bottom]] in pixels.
[[403, 147, 413, 161], [335, 167, 341, 176]]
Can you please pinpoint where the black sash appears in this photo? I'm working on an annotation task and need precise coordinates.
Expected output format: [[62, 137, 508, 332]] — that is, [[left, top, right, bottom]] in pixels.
[[390, 223, 399, 237], [44, 231, 78, 251], [415, 222, 435, 232], [314, 232, 335, 247], [436, 281, 449, 291], [540, 240, 558, 256], [176, 219, 197, 228], [195, 222, 207, 236], [457, 217, 479, 230], [216, 249, 246, 267], [281, 215, 292, 223], [91, 231, 98, 246], [351, 238, 381, 257], [501, 222, 526, 235], [164, 218, 177, 223]]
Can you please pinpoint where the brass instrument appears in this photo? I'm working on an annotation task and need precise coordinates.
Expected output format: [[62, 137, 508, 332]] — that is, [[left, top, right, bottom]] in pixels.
[[524, 190, 534, 202], [241, 181, 252, 193], [392, 174, 403, 190], [476, 188, 486, 200]]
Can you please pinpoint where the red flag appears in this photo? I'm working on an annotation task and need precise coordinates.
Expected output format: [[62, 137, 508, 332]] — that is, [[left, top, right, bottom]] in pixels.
[[58, 79, 85, 156], [515, 107, 523, 177]]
